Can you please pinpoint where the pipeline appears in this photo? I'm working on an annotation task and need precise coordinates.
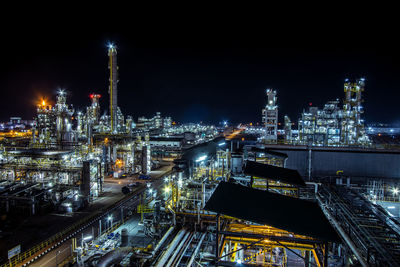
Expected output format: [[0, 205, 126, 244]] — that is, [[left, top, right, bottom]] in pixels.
[[305, 182, 320, 194], [97, 247, 132, 267], [167, 231, 193, 267], [187, 232, 206, 266], [153, 226, 175, 254], [317, 195, 369, 267], [154, 229, 187, 267], [134, 226, 175, 259]]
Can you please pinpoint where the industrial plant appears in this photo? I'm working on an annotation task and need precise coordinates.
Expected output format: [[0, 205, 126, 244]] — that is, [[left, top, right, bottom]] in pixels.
[[1, 43, 400, 267]]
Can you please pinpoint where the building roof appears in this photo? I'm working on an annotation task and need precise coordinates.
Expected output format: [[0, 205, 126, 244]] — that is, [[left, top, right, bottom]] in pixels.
[[244, 160, 305, 186], [182, 136, 226, 161], [149, 137, 183, 142], [249, 147, 288, 159], [204, 182, 340, 243]]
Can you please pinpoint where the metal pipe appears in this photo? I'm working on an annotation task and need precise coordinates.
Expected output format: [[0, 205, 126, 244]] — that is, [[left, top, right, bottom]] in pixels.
[[166, 231, 192, 266], [97, 247, 132, 267], [155, 229, 187, 267], [305, 182, 320, 194], [168, 206, 176, 226], [317, 195, 369, 267], [153, 226, 174, 254], [174, 233, 195, 266], [187, 232, 206, 267]]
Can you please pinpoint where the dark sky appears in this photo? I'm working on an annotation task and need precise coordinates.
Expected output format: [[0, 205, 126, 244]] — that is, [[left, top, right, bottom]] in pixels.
[[1, 30, 399, 125]]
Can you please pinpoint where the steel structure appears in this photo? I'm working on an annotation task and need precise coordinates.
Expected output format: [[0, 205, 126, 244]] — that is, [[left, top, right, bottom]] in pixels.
[[318, 185, 400, 266], [262, 89, 278, 143], [108, 43, 118, 133]]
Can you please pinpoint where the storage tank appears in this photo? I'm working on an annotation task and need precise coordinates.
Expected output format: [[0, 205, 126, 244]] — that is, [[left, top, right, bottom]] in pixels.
[[231, 152, 243, 174], [121, 228, 129, 247]]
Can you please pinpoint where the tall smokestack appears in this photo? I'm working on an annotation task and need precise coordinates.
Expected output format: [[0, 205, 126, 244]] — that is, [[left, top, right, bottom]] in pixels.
[[108, 43, 118, 133]]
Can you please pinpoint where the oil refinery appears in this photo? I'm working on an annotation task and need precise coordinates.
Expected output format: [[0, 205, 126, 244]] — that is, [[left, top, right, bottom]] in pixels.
[[1, 43, 400, 267]]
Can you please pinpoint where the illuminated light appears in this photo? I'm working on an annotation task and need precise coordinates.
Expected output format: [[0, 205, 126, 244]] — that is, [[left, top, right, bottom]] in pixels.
[[392, 187, 399, 195], [83, 235, 93, 241], [107, 42, 115, 50], [196, 155, 207, 162], [57, 89, 65, 96], [164, 186, 171, 193], [237, 259, 242, 264], [42, 100, 46, 106], [388, 206, 396, 209], [218, 142, 226, 146], [108, 216, 113, 221]]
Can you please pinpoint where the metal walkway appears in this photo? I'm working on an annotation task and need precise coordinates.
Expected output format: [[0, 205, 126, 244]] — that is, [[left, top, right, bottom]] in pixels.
[[318, 185, 400, 266]]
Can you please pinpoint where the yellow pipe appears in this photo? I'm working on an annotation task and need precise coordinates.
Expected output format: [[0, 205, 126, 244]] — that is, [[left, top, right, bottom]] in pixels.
[[312, 249, 322, 267], [231, 242, 238, 262]]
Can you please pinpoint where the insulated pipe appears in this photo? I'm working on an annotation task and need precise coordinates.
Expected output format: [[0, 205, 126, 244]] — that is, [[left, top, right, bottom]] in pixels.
[[187, 233, 206, 267], [166, 231, 192, 267], [153, 226, 174, 254], [168, 206, 176, 225], [155, 229, 187, 267], [305, 182, 321, 194], [317, 195, 369, 267], [97, 247, 132, 267], [174, 233, 195, 266]]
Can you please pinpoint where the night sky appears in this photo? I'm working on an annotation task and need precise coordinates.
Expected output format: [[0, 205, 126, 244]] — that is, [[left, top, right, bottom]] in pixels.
[[1, 30, 399, 125]]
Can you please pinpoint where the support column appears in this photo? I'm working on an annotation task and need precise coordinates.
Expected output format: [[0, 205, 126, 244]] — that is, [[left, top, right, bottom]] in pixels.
[[304, 250, 310, 267], [324, 243, 328, 267], [215, 214, 220, 267]]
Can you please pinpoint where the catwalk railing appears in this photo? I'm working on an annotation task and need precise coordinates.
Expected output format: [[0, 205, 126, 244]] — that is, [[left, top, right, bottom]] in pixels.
[[318, 185, 400, 266]]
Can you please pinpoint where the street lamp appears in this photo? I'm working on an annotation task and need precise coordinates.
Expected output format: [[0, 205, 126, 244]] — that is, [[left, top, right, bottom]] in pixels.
[[393, 187, 399, 196], [108, 215, 113, 229]]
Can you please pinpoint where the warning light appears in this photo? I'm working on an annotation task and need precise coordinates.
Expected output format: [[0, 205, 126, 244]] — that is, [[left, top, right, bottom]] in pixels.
[[309, 102, 312, 106]]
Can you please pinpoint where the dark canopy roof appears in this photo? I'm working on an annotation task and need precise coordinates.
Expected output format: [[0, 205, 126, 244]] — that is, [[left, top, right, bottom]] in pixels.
[[244, 160, 305, 186], [205, 182, 341, 243], [181, 136, 225, 161], [249, 147, 288, 159]]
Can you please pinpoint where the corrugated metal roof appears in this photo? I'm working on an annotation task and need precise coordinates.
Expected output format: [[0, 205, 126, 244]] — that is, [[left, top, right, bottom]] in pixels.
[[244, 160, 305, 186], [249, 147, 288, 158], [205, 182, 341, 243]]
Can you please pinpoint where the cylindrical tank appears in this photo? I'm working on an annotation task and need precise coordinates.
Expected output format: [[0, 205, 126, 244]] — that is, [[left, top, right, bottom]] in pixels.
[[231, 152, 243, 174], [121, 228, 128, 247]]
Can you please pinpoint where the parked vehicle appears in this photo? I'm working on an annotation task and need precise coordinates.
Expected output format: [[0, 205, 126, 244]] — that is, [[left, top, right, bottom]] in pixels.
[[139, 174, 151, 180]]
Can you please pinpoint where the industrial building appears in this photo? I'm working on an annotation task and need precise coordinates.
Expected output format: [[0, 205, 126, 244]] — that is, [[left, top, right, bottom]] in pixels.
[[260, 78, 371, 147], [2, 43, 400, 267]]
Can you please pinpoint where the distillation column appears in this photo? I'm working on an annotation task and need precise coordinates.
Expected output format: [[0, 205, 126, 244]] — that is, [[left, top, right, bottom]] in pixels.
[[262, 88, 278, 143], [108, 44, 118, 133], [342, 78, 367, 145]]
